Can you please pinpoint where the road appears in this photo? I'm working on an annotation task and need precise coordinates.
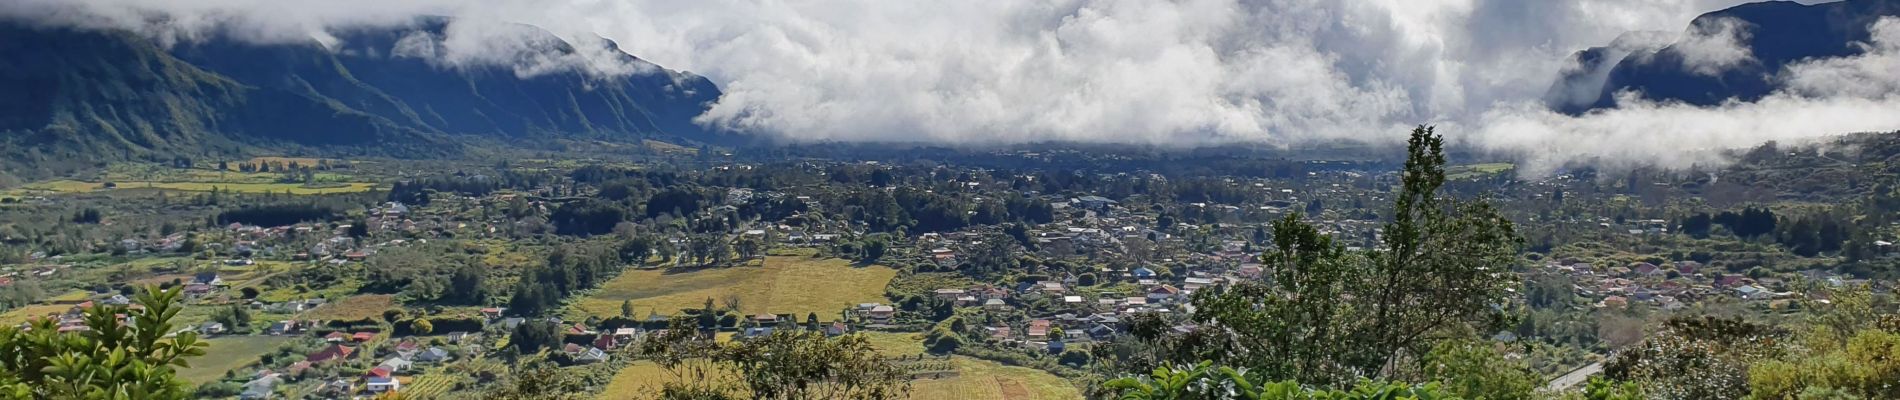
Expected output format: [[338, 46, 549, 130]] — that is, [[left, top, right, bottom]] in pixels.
[[1545, 362, 1603, 393]]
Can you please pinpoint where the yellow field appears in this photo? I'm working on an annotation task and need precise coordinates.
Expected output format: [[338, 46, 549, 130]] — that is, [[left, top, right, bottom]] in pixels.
[[573, 256, 896, 320], [239, 156, 333, 168], [597, 361, 723, 399], [593, 355, 1080, 400], [643, 140, 698, 155], [860, 331, 928, 356], [299, 294, 396, 321], [177, 335, 293, 384], [19, 180, 375, 195], [0, 304, 74, 325], [909, 357, 1081, 400]]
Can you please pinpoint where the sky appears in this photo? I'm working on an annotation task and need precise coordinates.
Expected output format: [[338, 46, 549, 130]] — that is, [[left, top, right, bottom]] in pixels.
[[6, 0, 1900, 175]]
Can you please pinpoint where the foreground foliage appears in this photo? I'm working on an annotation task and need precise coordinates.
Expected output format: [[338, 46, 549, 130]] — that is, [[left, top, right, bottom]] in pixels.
[[638, 318, 910, 400], [0, 286, 205, 399]]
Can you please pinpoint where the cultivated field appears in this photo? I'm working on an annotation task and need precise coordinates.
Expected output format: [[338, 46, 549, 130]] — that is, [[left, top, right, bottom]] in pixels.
[[909, 357, 1080, 400], [177, 336, 293, 384], [592, 337, 1079, 400], [0, 304, 74, 325], [573, 256, 896, 320], [299, 294, 397, 321], [18, 180, 376, 195], [1446, 163, 1515, 180]]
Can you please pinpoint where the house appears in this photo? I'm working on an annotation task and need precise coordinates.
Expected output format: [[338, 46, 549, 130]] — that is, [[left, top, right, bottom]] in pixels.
[[393, 339, 422, 355], [184, 284, 215, 296], [413, 347, 452, 363], [1600, 296, 1629, 309], [351, 332, 374, 342], [200, 322, 226, 335], [1074, 195, 1118, 210], [366, 376, 401, 393], [325, 332, 350, 343], [933, 288, 967, 300], [752, 313, 781, 325], [612, 328, 638, 342], [1026, 320, 1052, 340], [986, 326, 1012, 340], [868, 305, 895, 322], [1032, 281, 1066, 294], [239, 374, 279, 400], [593, 335, 621, 351], [366, 366, 393, 379], [305, 344, 356, 363], [269, 321, 296, 335], [1132, 267, 1157, 279], [193, 272, 223, 286], [480, 307, 506, 319], [319, 379, 354, 398], [574, 347, 611, 364], [826, 321, 850, 337], [983, 298, 1009, 310], [1046, 339, 1066, 354], [287, 361, 314, 377], [1147, 285, 1180, 301]]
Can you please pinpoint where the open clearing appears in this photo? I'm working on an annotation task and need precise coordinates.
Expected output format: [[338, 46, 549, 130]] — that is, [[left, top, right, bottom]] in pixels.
[[593, 355, 1076, 400], [1446, 163, 1515, 180], [574, 256, 895, 320], [909, 357, 1080, 400], [177, 336, 292, 384], [298, 294, 396, 321], [0, 304, 74, 325], [19, 180, 375, 195], [595, 332, 1076, 400]]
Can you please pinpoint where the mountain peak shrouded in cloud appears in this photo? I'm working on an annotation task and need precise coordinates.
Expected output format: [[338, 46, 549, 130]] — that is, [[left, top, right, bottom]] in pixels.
[[0, 14, 727, 168], [1561, 0, 1900, 112], [5, 0, 1900, 176]]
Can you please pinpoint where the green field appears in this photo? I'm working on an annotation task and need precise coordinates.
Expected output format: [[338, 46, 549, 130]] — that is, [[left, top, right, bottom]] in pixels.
[[0, 304, 73, 325], [177, 336, 293, 384], [573, 256, 896, 320], [1446, 163, 1515, 180], [299, 294, 397, 321], [19, 179, 376, 195]]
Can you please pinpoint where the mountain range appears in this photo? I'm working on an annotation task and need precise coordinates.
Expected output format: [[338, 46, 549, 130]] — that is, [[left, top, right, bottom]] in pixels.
[[1547, 0, 1900, 114], [0, 18, 725, 177]]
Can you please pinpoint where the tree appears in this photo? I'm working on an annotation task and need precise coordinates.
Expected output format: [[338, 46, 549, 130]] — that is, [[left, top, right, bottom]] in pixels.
[[403, 317, 432, 336], [211, 305, 253, 329], [1103, 362, 1458, 400], [0, 286, 207, 399], [509, 320, 565, 355], [1147, 126, 1519, 387], [861, 238, 888, 263], [622, 300, 637, 319], [641, 318, 909, 399]]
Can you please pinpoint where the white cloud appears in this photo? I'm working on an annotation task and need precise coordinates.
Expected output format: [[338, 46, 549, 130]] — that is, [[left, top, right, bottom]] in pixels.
[[1671, 16, 1756, 76], [388, 19, 656, 79], [1781, 17, 1900, 99], [6, 0, 1897, 177]]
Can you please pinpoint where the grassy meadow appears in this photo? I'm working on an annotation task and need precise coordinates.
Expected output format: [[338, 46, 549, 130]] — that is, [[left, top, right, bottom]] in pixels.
[[573, 256, 895, 320], [177, 336, 293, 384]]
